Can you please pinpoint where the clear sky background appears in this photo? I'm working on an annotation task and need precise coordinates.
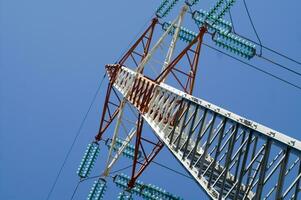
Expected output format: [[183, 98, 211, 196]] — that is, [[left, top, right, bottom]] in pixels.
[[1, 0, 301, 199]]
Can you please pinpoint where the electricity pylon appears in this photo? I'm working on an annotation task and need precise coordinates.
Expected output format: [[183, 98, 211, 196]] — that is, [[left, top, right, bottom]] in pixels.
[[77, 1, 301, 199]]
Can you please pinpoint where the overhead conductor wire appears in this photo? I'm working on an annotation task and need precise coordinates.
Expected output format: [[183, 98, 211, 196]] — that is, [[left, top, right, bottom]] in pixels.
[[229, 1, 301, 77], [46, 72, 107, 200], [202, 42, 301, 90], [50, 12, 156, 200], [69, 11, 156, 200], [70, 159, 193, 200], [66, 2, 301, 199], [187, 3, 301, 90], [242, 0, 263, 56]]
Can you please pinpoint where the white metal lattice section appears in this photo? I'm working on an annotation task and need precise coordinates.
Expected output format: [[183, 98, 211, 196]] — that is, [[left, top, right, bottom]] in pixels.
[[108, 64, 301, 200]]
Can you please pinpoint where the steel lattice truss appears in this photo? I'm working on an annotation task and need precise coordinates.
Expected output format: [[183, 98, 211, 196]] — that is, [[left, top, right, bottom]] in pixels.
[[105, 64, 301, 200], [88, 2, 301, 199]]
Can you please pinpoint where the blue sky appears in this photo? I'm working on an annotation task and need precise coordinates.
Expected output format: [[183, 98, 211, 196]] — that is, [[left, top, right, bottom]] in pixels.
[[1, 0, 301, 199]]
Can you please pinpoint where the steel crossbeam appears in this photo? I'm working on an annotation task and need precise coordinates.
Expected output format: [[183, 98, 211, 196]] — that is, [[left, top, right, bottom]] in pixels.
[[106, 64, 301, 200]]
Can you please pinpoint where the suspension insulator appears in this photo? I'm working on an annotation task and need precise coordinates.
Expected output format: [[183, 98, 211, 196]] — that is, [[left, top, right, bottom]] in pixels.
[[141, 184, 183, 200], [192, 10, 232, 33], [77, 142, 100, 178], [106, 138, 142, 160], [113, 174, 183, 200], [162, 22, 198, 43], [207, 0, 225, 19], [114, 173, 130, 189], [208, 0, 236, 22], [213, 31, 256, 59], [185, 0, 200, 6], [156, 0, 180, 18], [156, 0, 169, 16], [87, 179, 107, 200], [117, 191, 134, 200], [114, 174, 144, 196]]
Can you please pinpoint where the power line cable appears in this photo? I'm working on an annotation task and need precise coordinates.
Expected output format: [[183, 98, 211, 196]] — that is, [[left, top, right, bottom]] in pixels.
[[69, 158, 193, 200], [259, 55, 301, 77], [229, 29, 301, 67], [241, 0, 301, 71], [227, 10, 301, 77], [152, 3, 301, 72], [70, 181, 81, 200], [68, 4, 301, 199], [242, 0, 263, 56], [260, 44, 301, 66], [51, 11, 156, 200], [152, 161, 193, 180], [115, 13, 155, 63], [68, 13, 158, 200], [202, 42, 301, 90], [70, 164, 134, 200], [225, 4, 301, 67], [46, 72, 107, 200], [190, 7, 301, 72], [110, 164, 135, 175], [228, 9, 236, 33], [228, 20, 301, 66], [189, 6, 301, 90]]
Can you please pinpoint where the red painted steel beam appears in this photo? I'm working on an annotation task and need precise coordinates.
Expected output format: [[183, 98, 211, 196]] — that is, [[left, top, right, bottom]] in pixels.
[[119, 18, 158, 66], [126, 27, 207, 189], [94, 19, 158, 141], [155, 26, 207, 94]]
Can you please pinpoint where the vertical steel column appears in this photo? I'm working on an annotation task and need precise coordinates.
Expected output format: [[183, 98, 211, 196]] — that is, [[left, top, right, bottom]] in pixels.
[[208, 118, 228, 186], [246, 136, 259, 186], [254, 139, 272, 200], [168, 100, 184, 145], [190, 109, 209, 168], [293, 158, 301, 200], [197, 113, 217, 174], [176, 101, 191, 151], [283, 167, 301, 199], [233, 131, 247, 180], [275, 147, 290, 199], [218, 124, 239, 200], [128, 114, 144, 188], [234, 131, 253, 199], [182, 105, 199, 158]]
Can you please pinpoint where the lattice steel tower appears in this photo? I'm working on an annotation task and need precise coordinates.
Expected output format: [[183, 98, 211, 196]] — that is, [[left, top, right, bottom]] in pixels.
[[76, 1, 301, 199]]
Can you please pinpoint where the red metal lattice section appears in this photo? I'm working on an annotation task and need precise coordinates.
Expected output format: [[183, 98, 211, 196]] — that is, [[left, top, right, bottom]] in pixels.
[[96, 19, 208, 191], [95, 19, 157, 141]]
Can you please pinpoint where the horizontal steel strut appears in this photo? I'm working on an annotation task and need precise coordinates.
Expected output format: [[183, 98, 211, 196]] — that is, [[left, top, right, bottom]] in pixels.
[[106, 64, 301, 200]]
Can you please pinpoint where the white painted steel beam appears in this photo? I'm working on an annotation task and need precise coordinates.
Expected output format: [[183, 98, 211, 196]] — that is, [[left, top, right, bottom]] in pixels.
[[109, 65, 301, 200]]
